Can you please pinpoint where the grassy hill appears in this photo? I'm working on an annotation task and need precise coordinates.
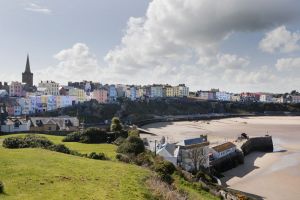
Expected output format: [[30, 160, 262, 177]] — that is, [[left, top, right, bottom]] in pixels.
[[0, 134, 218, 200], [0, 134, 152, 200]]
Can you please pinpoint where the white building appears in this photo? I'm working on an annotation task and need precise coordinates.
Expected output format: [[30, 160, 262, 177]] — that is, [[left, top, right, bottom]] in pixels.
[[291, 95, 300, 103], [177, 84, 189, 97], [38, 81, 59, 96], [156, 143, 178, 166], [260, 94, 273, 103], [0, 118, 30, 133], [151, 85, 163, 98], [210, 142, 236, 160], [216, 92, 231, 101]]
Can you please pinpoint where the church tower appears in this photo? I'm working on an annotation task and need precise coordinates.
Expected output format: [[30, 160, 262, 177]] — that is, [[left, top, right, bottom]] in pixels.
[[22, 54, 33, 86]]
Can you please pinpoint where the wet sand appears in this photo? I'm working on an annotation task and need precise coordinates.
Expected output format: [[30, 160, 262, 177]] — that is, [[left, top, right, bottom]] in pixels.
[[141, 116, 300, 200]]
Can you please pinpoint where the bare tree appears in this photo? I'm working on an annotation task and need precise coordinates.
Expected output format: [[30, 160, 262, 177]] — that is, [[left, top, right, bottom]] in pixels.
[[189, 147, 207, 171]]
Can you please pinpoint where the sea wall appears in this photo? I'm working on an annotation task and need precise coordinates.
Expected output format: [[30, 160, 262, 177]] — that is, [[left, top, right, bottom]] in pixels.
[[135, 113, 253, 127], [210, 151, 244, 173], [241, 136, 273, 155]]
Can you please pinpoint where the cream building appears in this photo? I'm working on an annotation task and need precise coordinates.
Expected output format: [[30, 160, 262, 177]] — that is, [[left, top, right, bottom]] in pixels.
[[69, 88, 86, 102], [38, 81, 59, 96]]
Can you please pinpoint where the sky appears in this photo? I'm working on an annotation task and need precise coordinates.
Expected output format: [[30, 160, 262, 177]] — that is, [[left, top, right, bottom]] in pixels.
[[0, 0, 300, 93]]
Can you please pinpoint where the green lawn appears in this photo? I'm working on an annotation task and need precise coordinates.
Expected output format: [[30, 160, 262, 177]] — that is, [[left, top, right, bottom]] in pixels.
[[0, 145, 152, 200], [0, 134, 117, 159]]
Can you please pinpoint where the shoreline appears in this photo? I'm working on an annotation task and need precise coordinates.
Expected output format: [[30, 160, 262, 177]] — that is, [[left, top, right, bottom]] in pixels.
[[141, 116, 300, 200]]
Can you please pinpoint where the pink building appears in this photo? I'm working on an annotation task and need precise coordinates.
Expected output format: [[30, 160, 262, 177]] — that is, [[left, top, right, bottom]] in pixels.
[[9, 81, 24, 97], [91, 89, 108, 103]]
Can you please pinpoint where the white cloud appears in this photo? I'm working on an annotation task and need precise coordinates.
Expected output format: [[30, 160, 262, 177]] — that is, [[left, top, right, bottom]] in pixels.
[[105, 0, 300, 91], [259, 26, 300, 53], [25, 3, 52, 15], [36, 43, 103, 83], [275, 57, 300, 71]]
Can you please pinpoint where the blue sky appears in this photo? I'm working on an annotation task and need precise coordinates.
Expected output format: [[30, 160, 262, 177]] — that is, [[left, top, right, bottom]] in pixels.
[[1, 0, 300, 93]]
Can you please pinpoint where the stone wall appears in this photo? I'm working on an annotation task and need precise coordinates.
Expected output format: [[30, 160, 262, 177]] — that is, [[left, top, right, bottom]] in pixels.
[[241, 136, 273, 155]]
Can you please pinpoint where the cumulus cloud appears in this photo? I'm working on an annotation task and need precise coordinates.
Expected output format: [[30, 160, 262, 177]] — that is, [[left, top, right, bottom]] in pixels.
[[105, 0, 300, 91], [36, 43, 103, 83], [275, 57, 300, 71], [25, 3, 52, 15], [259, 26, 300, 53]]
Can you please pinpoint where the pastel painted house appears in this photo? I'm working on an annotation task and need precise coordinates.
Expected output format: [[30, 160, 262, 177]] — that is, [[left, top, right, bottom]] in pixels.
[[9, 81, 24, 97], [91, 89, 108, 103]]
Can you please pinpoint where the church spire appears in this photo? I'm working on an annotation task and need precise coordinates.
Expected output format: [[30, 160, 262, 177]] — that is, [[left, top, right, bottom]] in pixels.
[[25, 54, 31, 73]]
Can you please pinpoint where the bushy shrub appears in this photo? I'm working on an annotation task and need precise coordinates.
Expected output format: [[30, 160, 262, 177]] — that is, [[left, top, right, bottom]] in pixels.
[[159, 173, 173, 185], [134, 152, 153, 167], [117, 136, 145, 155], [0, 181, 4, 193], [62, 132, 81, 142], [110, 117, 123, 132], [88, 152, 107, 160], [2, 137, 25, 148], [153, 160, 176, 184], [80, 128, 107, 143], [128, 129, 140, 137], [154, 160, 176, 175], [113, 136, 126, 146], [3, 135, 53, 149], [48, 144, 71, 154], [115, 154, 131, 163]]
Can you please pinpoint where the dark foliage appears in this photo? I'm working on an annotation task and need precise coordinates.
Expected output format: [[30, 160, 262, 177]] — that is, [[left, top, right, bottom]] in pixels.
[[115, 153, 131, 163], [113, 136, 126, 146], [88, 152, 108, 160], [0, 181, 4, 194], [2, 135, 53, 149], [63, 128, 128, 144], [154, 160, 176, 175], [80, 127, 107, 143], [62, 132, 81, 142], [134, 152, 153, 167], [48, 144, 71, 154], [153, 159, 176, 184], [2, 135, 72, 155], [116, 136, 145, 155]]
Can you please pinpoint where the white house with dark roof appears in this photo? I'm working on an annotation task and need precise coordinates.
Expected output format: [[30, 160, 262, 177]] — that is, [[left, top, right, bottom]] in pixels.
[[0, 118, 30, 133], [176, 136, 210, 171], [156, 143, 178, 165], [210, 142, 236, 160]]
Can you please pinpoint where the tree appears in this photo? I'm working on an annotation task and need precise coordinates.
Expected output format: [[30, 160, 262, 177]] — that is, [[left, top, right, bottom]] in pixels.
[[189, 147, 207, 172], [110, 117, 123, 132], [117, 136, 145, 155]]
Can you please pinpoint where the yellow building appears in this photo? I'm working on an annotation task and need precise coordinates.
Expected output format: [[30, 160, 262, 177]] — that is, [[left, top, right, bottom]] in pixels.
[[165, 86, 175, 97], [69, 88, 86, 102]]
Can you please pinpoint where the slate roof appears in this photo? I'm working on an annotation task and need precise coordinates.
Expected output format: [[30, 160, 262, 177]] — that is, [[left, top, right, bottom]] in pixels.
[[177, 137, 207, 146], [30, 117, 79, 130]]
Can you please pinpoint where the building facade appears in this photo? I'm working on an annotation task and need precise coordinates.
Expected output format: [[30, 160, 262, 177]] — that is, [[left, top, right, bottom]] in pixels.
[[38, 81, 59, 96], [9, 82, 23, 97]]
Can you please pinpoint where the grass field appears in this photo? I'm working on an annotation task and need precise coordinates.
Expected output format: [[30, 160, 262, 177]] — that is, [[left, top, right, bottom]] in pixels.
[[0, 133, 217, 200], [0, 134, 117, 159]]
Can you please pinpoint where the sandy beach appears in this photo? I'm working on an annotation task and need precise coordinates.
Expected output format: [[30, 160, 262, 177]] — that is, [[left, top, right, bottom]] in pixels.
[[141, 116, 300, 200]]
